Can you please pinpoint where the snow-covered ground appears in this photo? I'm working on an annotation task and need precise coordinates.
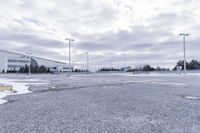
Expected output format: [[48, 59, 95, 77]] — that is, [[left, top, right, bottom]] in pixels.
[[0, 78, 49, 104]]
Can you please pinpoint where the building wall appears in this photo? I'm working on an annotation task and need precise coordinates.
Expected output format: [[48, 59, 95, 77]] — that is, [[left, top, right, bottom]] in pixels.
[[32, 57, 71, 72], [0, 50, 71, 73], [0, 56, 7, 73], [7, 57, 30, 71]]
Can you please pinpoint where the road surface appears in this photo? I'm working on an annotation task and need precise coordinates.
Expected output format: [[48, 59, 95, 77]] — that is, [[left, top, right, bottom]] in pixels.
[[0, 73, 200, 133]]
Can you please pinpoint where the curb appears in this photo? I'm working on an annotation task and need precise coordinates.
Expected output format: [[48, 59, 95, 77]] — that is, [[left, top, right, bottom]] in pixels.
[[0, 85, 13, 91]]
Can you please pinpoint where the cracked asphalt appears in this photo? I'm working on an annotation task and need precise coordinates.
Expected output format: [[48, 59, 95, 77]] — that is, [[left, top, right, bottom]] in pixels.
[[0, 73, 200, 133]]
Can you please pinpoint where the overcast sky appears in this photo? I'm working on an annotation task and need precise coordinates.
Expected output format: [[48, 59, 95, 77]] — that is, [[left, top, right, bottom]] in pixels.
[[0, 0, 200, 69]]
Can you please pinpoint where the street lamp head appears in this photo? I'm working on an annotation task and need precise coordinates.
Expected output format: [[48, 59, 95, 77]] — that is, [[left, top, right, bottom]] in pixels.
[[179, 33, 190, 36], [65, 38, 74, 41]]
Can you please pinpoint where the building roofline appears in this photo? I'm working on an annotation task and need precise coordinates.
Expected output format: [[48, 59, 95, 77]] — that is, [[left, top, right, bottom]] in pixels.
[[0, 49, 66, 65]]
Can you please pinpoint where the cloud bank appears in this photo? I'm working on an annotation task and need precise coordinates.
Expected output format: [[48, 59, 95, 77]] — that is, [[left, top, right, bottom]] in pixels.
[[0, 0, 200, 69]]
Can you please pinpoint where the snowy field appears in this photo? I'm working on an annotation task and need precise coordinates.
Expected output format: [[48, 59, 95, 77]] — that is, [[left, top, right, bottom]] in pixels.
[[0, 72, 200, 132]]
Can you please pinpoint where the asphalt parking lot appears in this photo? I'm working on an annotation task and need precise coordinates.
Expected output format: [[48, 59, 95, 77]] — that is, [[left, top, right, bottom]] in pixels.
[[0, 73, 200, 133]]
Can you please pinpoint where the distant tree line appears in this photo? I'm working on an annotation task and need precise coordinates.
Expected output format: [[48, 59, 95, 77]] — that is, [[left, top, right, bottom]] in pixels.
[[98, 65, 170, 72], [73, 69, 89, 72], [98, 67, 122, 72], [7, 64, 50, 73], [98, 59, 200, 73], [130, 65, 170, 72], [7, 59, 200, 74], [173, 60, 200, 70], [20, 65, 50, 73]]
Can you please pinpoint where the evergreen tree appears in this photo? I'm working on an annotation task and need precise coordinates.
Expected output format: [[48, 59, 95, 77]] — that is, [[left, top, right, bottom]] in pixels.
[[39, 65, 47, 73]]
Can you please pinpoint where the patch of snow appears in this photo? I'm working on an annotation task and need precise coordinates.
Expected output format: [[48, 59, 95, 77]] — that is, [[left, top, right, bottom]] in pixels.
[[131, 73, 182, 77], [126, 72, 200, 77], [0, 78, 49, 105], [0, 91, 13, 104], [125, 80, 186, 86], [186, 72, 200, 77], [156, 82, 186, 86], [184, 96, 200, 100]]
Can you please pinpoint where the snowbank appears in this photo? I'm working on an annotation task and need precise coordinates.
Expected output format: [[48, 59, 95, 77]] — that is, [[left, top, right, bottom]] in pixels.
[[0, 78, 49, 104]]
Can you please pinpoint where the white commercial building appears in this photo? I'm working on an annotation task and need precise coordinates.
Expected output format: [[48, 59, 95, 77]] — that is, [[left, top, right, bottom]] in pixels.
[[0, 50, 72, 73]]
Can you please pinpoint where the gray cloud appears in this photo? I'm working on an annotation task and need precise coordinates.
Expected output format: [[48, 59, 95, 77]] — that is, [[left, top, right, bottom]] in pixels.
[[0, 0, 200, 69], [0, 34, 64, 48]]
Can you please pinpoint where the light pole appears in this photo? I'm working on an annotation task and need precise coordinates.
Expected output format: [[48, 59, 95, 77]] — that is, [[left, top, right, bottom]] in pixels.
[[85, 52, 89, 74], [122, 53, 126, 67], [65, 38, 74, 74], [26, 53, 32, 76], [16, 57, 19, 76], [179, 33, 189, 73]]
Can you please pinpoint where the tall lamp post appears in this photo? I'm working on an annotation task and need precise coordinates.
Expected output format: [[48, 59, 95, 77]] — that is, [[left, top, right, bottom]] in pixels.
[[85, 52, 89, 74], [26, 53, 32, 76], [65, 38, 74, 73], [179, 33, 189, 73], [122, 53, 126, 67], [16, 57, 19, 76]]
